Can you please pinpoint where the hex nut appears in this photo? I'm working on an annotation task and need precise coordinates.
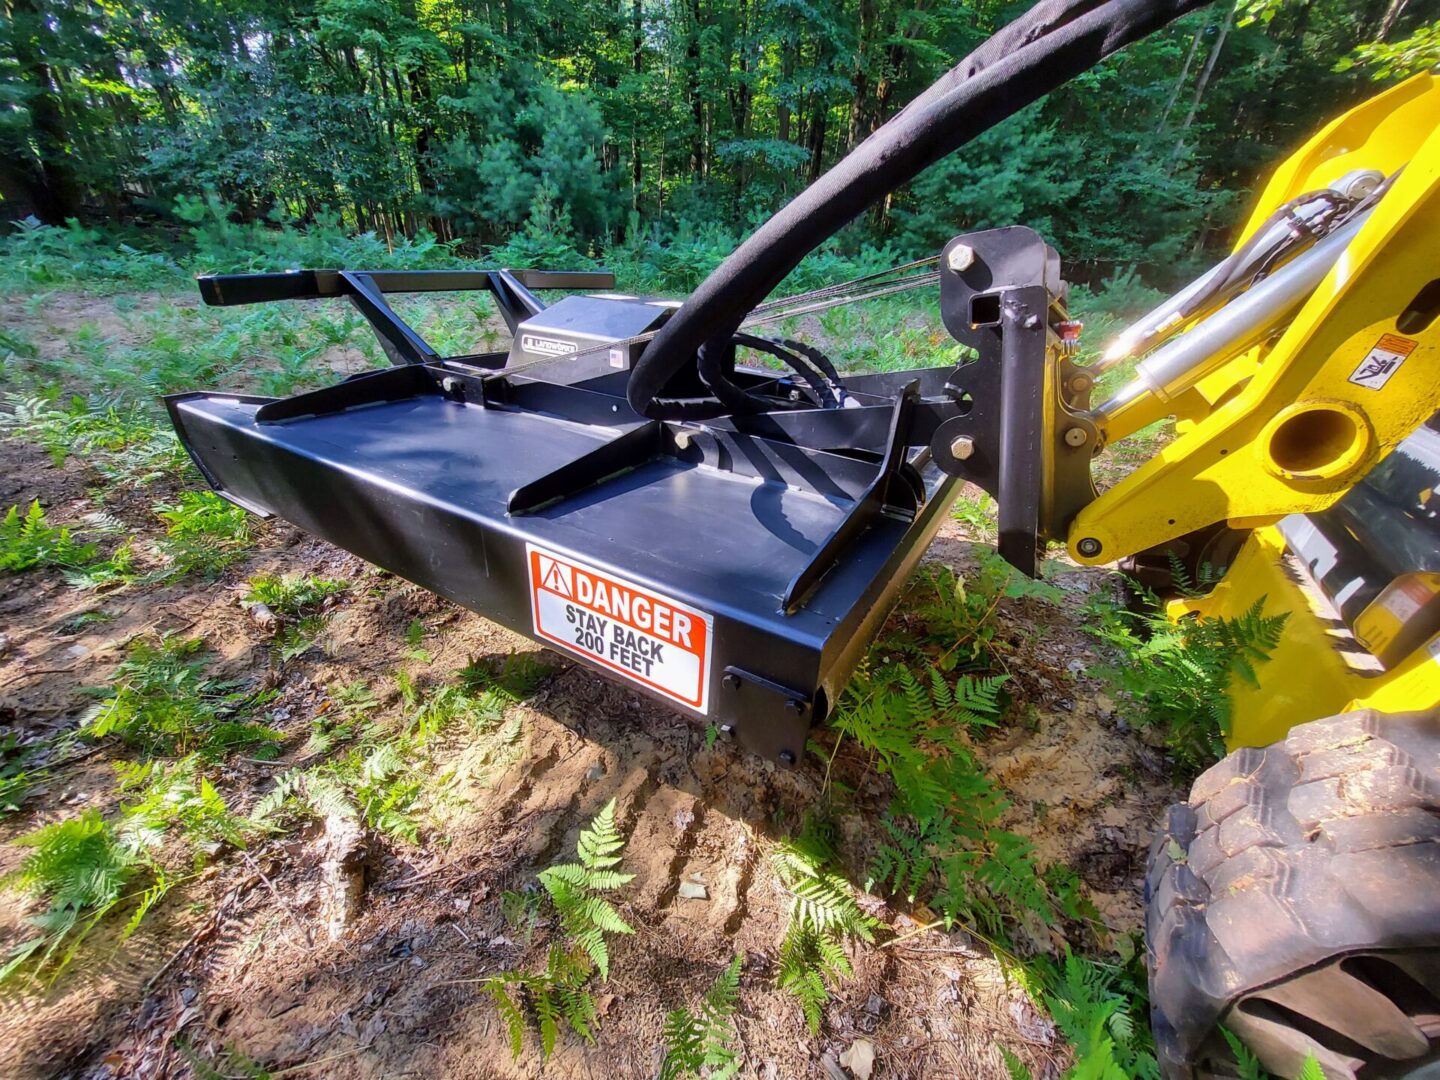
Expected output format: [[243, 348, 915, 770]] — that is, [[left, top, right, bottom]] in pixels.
[[1077, 537, 1103, 557], [947, 245, 976, 272]]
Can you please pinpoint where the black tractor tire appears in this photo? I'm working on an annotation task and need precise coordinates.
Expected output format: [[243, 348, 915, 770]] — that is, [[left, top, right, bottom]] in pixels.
[[1145, 708, 1440, 1079]]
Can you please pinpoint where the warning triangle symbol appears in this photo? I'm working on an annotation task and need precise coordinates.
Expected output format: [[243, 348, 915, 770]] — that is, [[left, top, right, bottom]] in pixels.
[[539, 556, 573, 598]]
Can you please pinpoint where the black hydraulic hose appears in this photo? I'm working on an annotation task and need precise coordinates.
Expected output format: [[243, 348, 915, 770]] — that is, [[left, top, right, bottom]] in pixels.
[[627, 0, 1214, 418]]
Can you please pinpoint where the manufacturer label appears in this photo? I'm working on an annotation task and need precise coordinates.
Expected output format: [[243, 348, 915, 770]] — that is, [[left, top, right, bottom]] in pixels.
[[527, 544, 712, 712], [1348, 333, 1416, 391], [608, 347, 626, 369], [520, 334, 577, 357]]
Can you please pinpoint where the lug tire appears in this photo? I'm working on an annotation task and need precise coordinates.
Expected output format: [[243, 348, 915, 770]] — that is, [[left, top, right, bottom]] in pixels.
[[1145, 708, 1440, 1079]]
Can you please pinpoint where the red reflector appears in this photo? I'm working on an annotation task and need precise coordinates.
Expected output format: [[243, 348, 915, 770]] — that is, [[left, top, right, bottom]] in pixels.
[[1059, 320, 1084, 342]]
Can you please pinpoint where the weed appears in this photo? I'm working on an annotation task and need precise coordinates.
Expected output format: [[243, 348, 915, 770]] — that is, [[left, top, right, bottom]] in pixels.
[[1, 500, 97, 572], [154, 491, 253, 578], [502, 886, 544, 945], [660, 955, 743, 1080], [0, 394, 190, 486], [116, 756, 249, 863], [63, 539, 141, 590], [403, 618, 432, 663], [245, 573, 348, 660], [85, 634, 282, 758], [772, 819, 877, 1032], [0, 734, 46, 819], [485, 799, 634, 1060], [951, 490, 998, 540], [0, 809, 156, 985], [57, 609, 116, 635], [244, 573, 348, 617], [1088, 591, 1288, 771], [881, 556, 1062, 674], [253, 742, 422, 843]]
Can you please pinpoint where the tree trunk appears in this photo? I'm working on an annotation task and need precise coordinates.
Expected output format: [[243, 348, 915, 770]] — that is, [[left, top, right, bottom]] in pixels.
[[1155, 22, 1204, 136], [6, 0, 83, 224], [1170, 4, 1234, 171]]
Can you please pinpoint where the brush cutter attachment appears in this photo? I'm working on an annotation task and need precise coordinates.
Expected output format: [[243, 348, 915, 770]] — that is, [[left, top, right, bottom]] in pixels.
[[168, 228, 1093, 764], [165, 0, 1212, 760]]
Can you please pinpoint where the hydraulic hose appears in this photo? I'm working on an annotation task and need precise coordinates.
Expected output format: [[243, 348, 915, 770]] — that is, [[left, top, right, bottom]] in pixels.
[[626, 0, 1215, 419]]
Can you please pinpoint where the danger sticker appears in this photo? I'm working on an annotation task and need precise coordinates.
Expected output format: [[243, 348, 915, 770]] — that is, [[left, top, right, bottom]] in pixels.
[[1348, 333, 1417, 391], [527, 544, 712, 713]]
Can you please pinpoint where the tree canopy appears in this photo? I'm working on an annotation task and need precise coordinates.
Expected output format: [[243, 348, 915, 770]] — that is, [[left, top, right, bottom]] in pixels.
[[2, 0, 1436, 282]]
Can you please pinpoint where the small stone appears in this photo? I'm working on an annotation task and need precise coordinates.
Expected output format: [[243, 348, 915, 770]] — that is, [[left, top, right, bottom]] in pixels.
[[677, 880, 708, 901], [864, 993, 885, 1017], [453, 897, 471, 913], [63, 643, 90, 661], [840, 1038, 876, 1079], [585, 762, 606, 781], [0, 634, 10, 656], [179, 987, 197, 1005]]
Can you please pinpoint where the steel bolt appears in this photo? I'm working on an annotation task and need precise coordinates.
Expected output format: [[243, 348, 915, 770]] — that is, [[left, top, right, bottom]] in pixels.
[[719, 723, 736, 740], [950, 435, 976, 461], [1077, 537, 1103, 558], [441, 376, 461, 394], [1064, 426, 1089, 448], [778, 750, 797, 767], [1023, 314, 1041, 330], [722, 673, 741, 691], [947, 244, 976, 272], [784, 699, 806, 716]]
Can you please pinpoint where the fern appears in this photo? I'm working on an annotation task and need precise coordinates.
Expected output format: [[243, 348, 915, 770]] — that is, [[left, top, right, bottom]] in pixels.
[[0, 809, 157, 986], [0, 500, 97, 572], [486, 799, 635, 1060], [84, 634, 280, 757], [1089, 592, 1288, 771], [1040, 952, 1159, 1080], [537, 798, 635, 979], [660, 955, 744, 1080], [153, 491, 253, 579], [772, 824, 877, 1033]]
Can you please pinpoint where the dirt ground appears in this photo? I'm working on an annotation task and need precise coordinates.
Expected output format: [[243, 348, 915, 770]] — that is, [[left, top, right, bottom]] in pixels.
[[0, 294, 1184, 1080]]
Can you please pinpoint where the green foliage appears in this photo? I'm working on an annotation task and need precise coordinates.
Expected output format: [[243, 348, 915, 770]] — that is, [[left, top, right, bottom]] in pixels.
[[244, 573, 349, 660], [154, 492, 254, 579], [0, 394, 190, 485], [116, 757, 249, 861], [536, 798, 636, 981], [772, 820, 877, 1033], [659, 955, 744, 1080], [1338, 20, 1440, 81], [1088, 592, 1289, 770], [0, 807, 165, 987], [883, 557, 1063, 674], [0, 734, 46, 819], [485, 799, 634, 1060], [0, 500, 97, 572], [243, 573, 348, 618], [951, 491, 998, 540], [1041, 953, 1159, 1079], [253, 742, 423, 843], [85, 634, 281, 758]]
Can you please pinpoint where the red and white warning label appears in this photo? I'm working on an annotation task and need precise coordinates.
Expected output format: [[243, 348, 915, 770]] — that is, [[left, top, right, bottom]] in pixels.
[[527, 544, 713, 713]]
